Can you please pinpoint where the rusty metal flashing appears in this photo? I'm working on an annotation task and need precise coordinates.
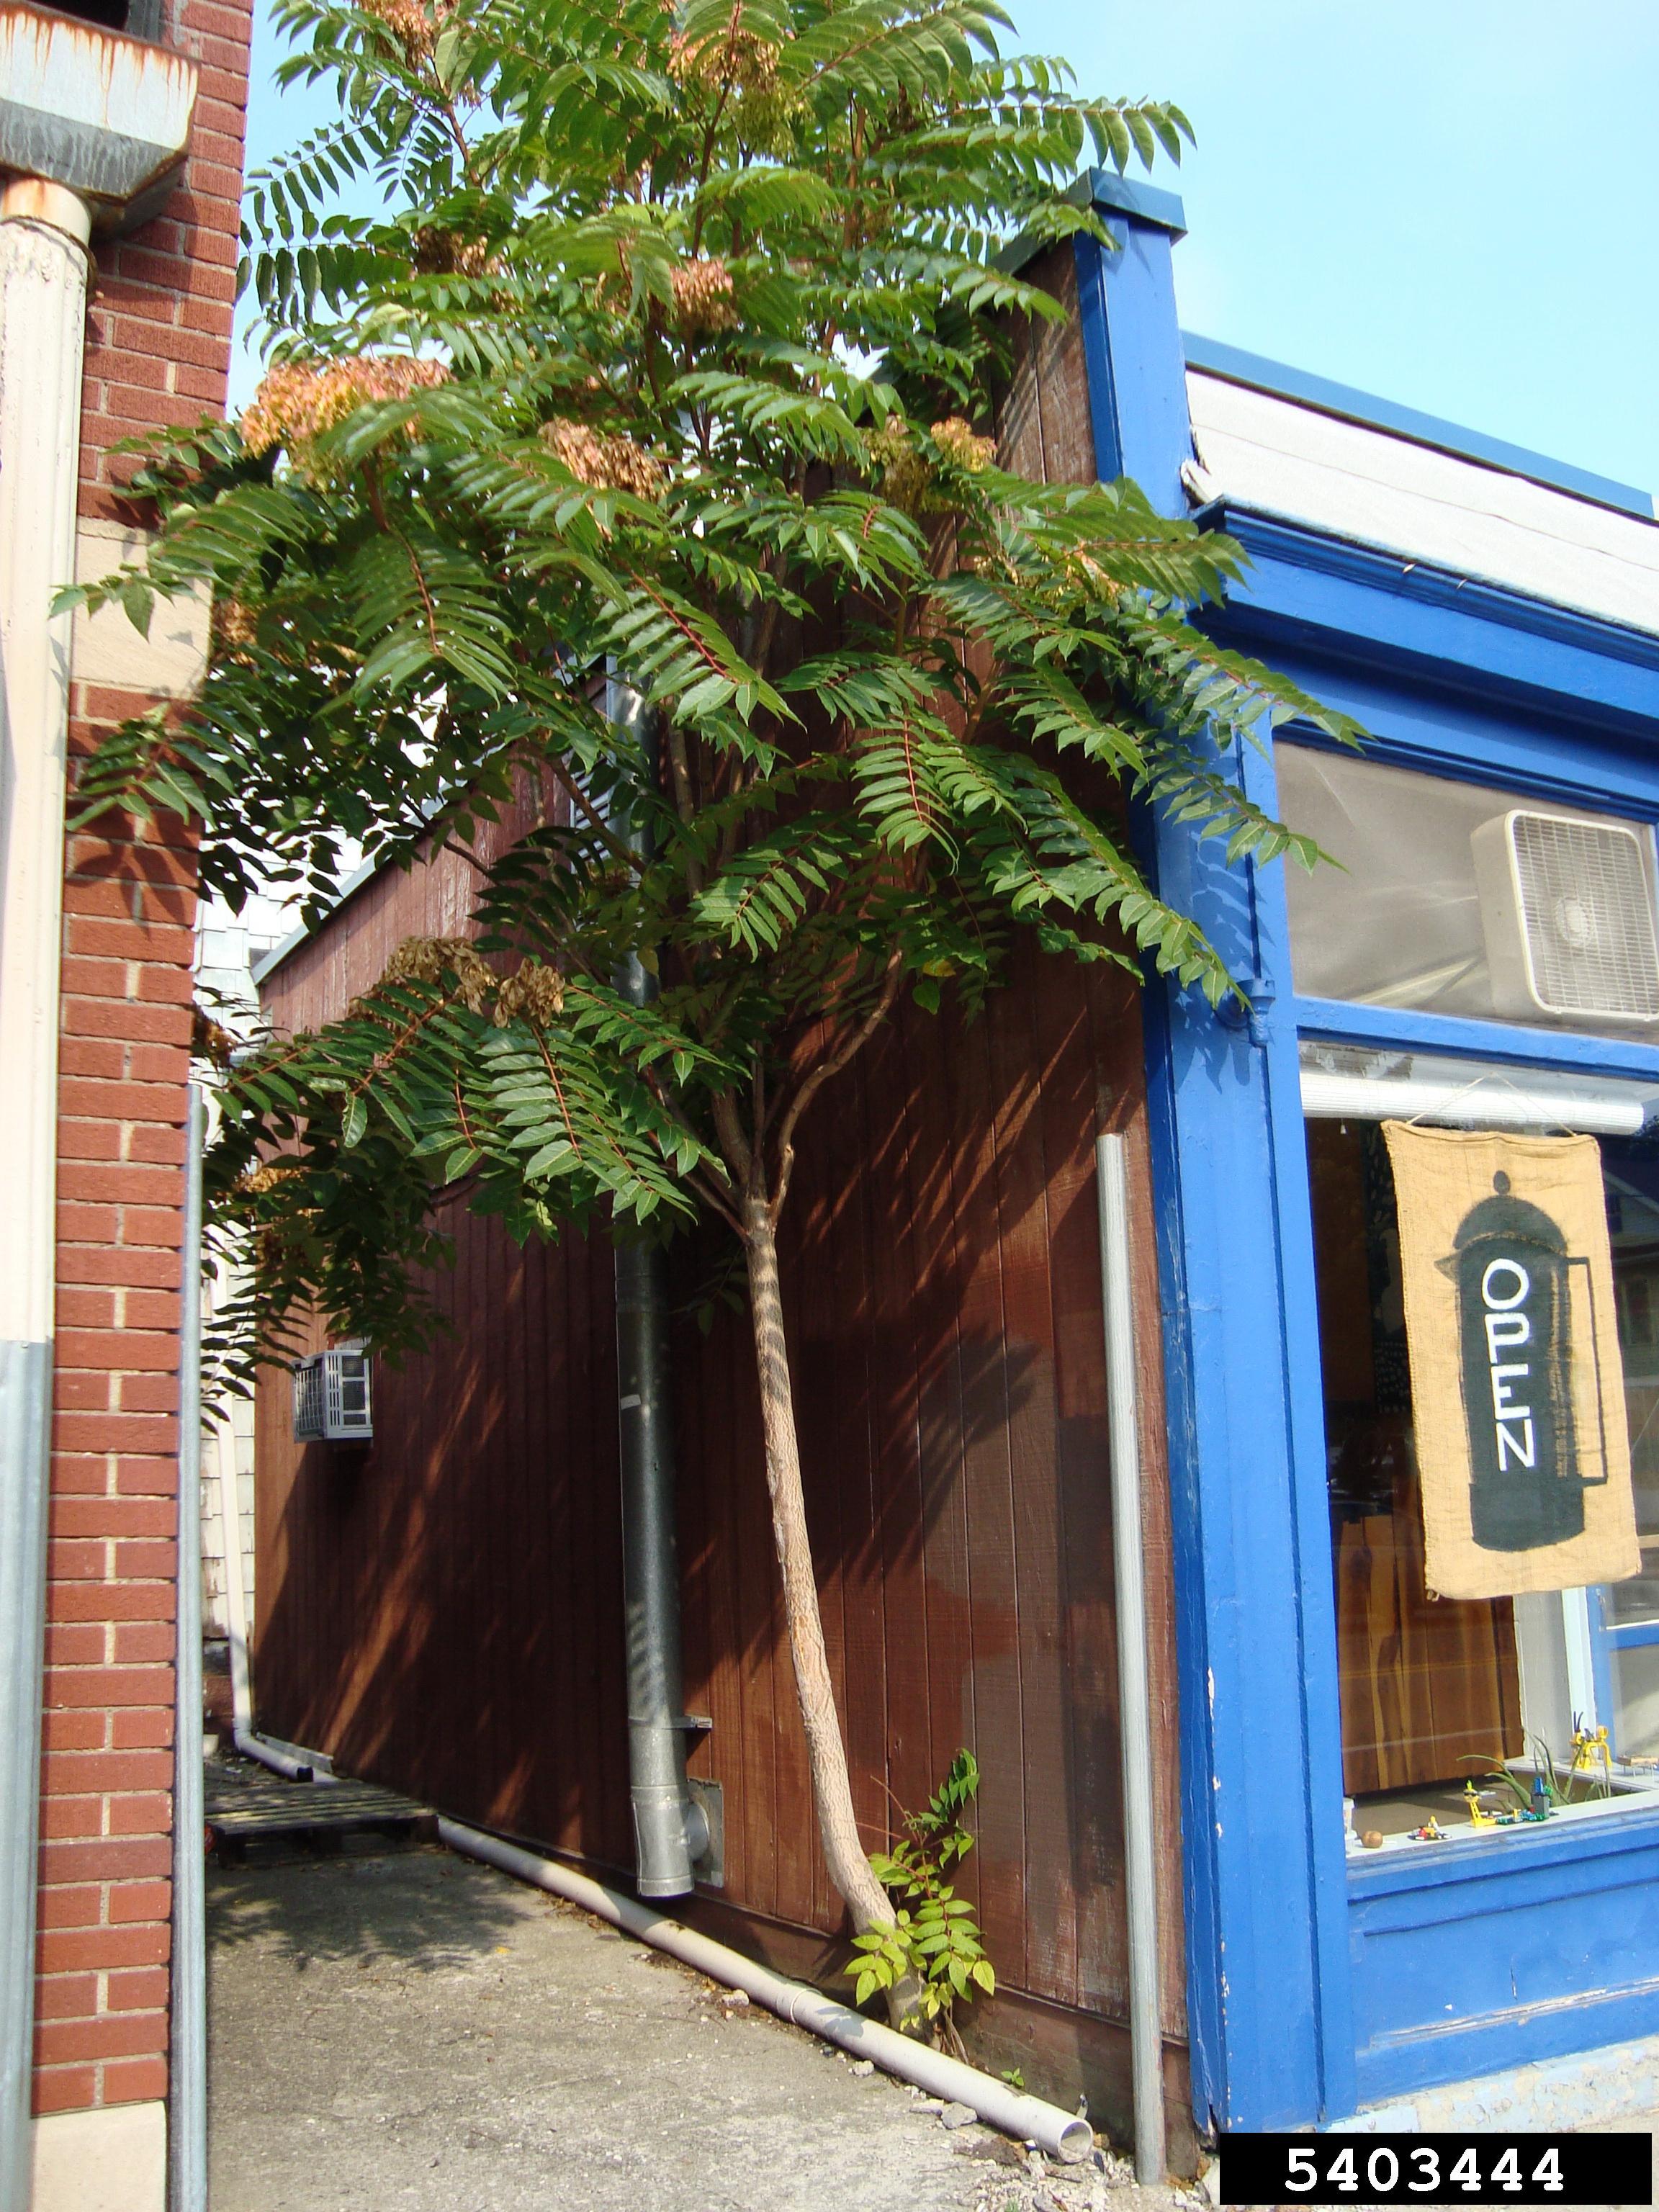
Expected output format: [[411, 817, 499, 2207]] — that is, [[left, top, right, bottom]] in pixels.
[[0, 3, 195, 230]]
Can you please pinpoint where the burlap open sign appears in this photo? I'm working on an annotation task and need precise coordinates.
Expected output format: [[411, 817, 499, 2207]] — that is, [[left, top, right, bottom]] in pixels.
[[1382, 1122, 1642, 1600]]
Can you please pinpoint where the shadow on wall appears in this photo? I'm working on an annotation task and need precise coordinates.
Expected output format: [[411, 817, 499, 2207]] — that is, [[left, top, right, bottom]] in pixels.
[[248, 949, 1185, 2092]]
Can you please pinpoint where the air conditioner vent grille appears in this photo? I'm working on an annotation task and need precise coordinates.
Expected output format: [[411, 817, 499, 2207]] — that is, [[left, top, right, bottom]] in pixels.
[[292, 1343, 373, 1443], [1510, 812, 1659, 1022]]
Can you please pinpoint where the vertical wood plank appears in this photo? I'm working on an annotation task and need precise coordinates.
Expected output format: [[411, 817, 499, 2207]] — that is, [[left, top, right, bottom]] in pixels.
[[946, 996, 1028, 1992], [989, 957, 1074, 2008]]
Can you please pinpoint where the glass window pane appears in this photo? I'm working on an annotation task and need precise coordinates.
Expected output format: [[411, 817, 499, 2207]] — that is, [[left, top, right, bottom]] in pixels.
[[1303, 1067, 1659, 1840], [1607, 1170, 1659, 1633], [1279, 744, 1659, 1041], [1609, 1645, 1659, 1761]]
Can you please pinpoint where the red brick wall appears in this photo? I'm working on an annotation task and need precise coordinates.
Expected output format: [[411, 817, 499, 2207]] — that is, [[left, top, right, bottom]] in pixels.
[[35, 0, 251, 2119]]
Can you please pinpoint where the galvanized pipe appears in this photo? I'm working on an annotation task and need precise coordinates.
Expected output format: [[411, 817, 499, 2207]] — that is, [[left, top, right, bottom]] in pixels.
[[170, 1088, 207, 2212], [438, 1817, 1094, 2164], [607, 678, 704, 1897], [0, 174, 91, 2212], [1095, 1133, 1166, 2185]]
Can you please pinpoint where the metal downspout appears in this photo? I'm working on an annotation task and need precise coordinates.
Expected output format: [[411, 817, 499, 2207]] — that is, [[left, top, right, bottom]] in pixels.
[[171, 1088, 207, 2212], [1097, 1132, 1166, 2185], [608, 680, 707, 1897], [0, 174, 91, 2212]]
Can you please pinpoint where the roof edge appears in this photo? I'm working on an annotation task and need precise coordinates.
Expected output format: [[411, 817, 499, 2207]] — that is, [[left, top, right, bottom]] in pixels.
[[1184, 333, 1656, 523]]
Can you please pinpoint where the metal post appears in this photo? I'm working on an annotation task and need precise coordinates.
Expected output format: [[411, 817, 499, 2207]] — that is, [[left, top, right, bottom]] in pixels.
[[171, 1086, 207, 2212], [607, 680, 706, 1897], [0, 174, 91, 2212], [1096, 1132, 1166, 2185]]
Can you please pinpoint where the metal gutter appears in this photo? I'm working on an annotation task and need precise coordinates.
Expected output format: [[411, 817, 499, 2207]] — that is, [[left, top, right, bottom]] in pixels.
[[170, 1090, 207, 2212], [606, 677, 709, 1899]]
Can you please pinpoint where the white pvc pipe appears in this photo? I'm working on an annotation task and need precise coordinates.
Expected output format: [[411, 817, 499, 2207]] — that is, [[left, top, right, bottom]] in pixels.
[[230, 1728, 338, 1786], [1095, 1134, 1166, 2187], [437, 1817, 1094, 2164], [1299, 1067, 1646, 1136]]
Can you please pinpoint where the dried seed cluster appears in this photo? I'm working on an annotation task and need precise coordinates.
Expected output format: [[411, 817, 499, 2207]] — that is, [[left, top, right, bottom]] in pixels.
[[930, 417, 997, 475], [379, 938, 567, 1026], [868, 417, 997, 516], [361, 0, 451, 66], [493, 958, 567, 1025], [667, 5, 781, 94], [672, 255, 738, 333], [241, 356, 449, 463], [381, 935, 498, 1014], [540, 418, 665, 498], [411, 226, 496, 278]]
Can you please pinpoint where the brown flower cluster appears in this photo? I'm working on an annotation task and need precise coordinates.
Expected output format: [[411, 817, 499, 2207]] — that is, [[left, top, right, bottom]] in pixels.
[[493, 958, 566, 1025], [210, 595, 259, 663], [381, 934, 497, 1014], [866, 419, 930, 513], [671, 254, 738, 333], [540, 418, 665, 498], [667, 5, 781, 94], [411, 226, 495, 278], [375, 940, 566, 1028], [242, 1159, 302, 1197], [240, 356, 449, 462], [672, 253, 739, 331], [868, 417, 997, 515], [361, 0, 451, 66], [930, 416, 997, 474], [191, 1005, 238, 1068]]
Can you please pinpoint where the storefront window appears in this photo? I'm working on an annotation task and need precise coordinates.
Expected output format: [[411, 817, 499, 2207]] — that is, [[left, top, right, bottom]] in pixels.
[[1279, 744, 1659, 1041], [1301, 1053, 1659, 1845]]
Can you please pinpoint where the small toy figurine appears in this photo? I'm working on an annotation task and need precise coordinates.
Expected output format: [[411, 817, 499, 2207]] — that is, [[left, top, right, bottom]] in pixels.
[[1570, 1721, 1614, 1791], [1463, 1783, 1495, 1828], [1530, 1774, 1552, 1819], [1409, 1818, 1446, 1842]]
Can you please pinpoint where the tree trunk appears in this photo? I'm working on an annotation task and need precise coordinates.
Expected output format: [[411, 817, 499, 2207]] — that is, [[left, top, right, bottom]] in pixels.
[[740, 1193, 896, 1938]]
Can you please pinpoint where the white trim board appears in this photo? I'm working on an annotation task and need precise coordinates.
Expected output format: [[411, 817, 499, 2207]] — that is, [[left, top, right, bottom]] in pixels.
[[1187, 372, 1659, 639]]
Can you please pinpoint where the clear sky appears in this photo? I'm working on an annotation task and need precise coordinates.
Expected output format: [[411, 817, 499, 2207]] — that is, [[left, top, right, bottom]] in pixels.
[[233, 0, 1659, 497]]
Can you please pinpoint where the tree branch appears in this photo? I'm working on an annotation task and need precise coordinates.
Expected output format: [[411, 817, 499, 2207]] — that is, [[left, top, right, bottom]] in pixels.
[[545, 757, 646, 875], [768, 946, 903, 1223], [709, 1087, 754, 1193]]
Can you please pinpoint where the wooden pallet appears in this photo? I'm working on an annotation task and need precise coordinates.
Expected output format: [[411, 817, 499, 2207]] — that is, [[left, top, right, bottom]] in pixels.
[[204, 1763, 433, 1861]]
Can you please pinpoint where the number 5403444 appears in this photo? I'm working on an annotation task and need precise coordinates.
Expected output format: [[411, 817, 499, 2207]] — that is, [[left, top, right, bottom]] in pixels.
[[1285, 2144, 1565, 2194]]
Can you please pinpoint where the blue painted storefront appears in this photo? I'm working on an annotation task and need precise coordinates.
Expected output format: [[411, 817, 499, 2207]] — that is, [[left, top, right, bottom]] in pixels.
[[1074, 174, 1659, 2130]]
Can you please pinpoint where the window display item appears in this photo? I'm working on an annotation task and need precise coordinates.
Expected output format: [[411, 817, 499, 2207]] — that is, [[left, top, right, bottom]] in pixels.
[[1470, 810, 1659, 1027], [1382, 1122, 1642, 1601]]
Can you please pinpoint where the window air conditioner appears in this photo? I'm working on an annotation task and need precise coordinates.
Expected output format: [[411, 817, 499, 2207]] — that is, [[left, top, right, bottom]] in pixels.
[[1471, 809, 1659, 1027], [292, 1342, 373, 1443]]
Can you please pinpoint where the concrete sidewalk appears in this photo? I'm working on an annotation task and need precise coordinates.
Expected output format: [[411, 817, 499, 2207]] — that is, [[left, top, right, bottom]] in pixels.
[[207, 1839, 1205, 2212]]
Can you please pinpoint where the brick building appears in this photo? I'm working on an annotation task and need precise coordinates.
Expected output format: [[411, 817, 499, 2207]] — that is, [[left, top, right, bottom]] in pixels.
[[0, 1, 253, 2206]]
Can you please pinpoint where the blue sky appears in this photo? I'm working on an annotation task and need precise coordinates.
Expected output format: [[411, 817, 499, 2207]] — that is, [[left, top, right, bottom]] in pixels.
[[234, 0, 1659, 495]]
